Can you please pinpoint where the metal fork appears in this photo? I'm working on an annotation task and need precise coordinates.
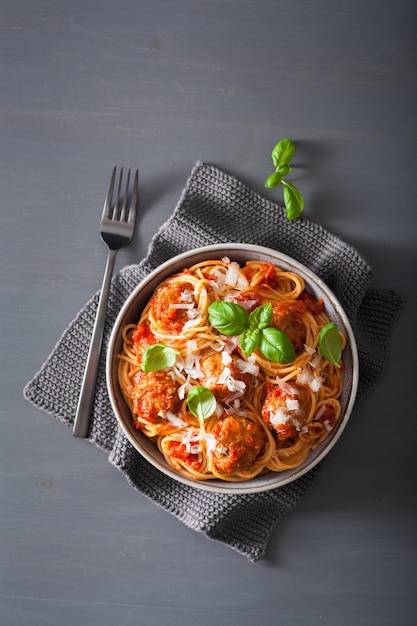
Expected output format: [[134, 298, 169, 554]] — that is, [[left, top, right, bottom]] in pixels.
[[73, 166, 138, 438]]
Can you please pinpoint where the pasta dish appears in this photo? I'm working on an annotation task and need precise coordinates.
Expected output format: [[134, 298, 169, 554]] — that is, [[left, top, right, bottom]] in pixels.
[[117, 257, 346, 483]]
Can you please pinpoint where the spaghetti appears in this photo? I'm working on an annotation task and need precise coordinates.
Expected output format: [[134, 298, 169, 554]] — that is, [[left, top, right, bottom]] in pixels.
[[117, 258, 346, 482]]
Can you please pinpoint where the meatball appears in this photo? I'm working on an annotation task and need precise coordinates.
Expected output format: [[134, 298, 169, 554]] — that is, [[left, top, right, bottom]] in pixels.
[[150, 281, 195, 333], [271, 301, 306, 354], [200, 352, 251, 401], [211, 414, 266, 474], [261, 382, 309, 440], [131, 370, 180, 425]]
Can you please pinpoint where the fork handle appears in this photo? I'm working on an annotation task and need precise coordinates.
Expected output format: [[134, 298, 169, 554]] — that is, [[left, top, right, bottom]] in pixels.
[[72, 248, 117, 438]]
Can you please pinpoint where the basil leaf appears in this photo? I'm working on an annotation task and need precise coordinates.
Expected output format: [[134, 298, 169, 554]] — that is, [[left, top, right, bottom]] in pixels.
[[248, 302, 272, 330], [186, 386, 217, 422], [271, 138, 295, 169], [319, 323, 342, 367], [265, 171, 283, 189], [277, 164, 292, 176], [141, 343, 178, 372], [208, 301, 249, 336], [241, 328, 260, 356], [283, 181, 304, 220], [258, 327, 296, 364]]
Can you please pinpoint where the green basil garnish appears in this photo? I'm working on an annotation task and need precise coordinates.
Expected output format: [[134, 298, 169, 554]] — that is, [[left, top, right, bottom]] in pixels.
[[248, 302, 272, 330], [283, 181, 304, 221], [258, 327, 296, 364], [141, 343, 178, 372], [318, 323, 342, 368], [241, 328, 260, 357], [186, 386, 217, 423], [208, 301, 249, 336], [265, 171, 283, 189], [271, 137, 295, 169]]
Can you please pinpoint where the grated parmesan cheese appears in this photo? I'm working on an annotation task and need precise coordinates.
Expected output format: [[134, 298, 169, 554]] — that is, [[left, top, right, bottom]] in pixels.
[[158, 411, 187, 428], [286, 398, 300, 411], [276, 377, 296, 394], [180, 289, 194, 303], [309, 352, 323, 369], [216, 366, 247, 394], [292, 418, 302, 430], [221, 350, 233, 365], [269, 409, 290, 427], [202, 432, 218, 455], [304, 344, 316, 355], [177, 379, 191, 400], [235, 356, 259, 376], [222, 336, 240, 353], [296, 365, 323, 392], [224, 261, 249, 290], [315, 404, 327, 420], [183, 316, 202, 330], [181, 430, 201, 454]]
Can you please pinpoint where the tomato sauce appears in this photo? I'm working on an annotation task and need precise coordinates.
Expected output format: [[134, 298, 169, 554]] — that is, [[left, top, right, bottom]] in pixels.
[[262, 262, 278, 288], [168, 441, 201, 471], [131, 322, 156, 351]]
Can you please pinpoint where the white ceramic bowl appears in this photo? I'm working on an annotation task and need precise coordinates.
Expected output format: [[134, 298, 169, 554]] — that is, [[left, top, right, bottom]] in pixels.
[[106, 244, 359, 494]]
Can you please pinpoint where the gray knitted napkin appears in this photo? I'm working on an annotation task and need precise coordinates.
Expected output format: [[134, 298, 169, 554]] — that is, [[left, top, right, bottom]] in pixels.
[[24, 161, 402, 561]]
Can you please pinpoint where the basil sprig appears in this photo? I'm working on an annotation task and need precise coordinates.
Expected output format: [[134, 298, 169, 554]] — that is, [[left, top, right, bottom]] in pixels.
[[141, 343, 179, 372], [265, 138, 304, 220], [186, 386, 217, 423], [208, 301, 295, 364], [318, 323, 343, 367]]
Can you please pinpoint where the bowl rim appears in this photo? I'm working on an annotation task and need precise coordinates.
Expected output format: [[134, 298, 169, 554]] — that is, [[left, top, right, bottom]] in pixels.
[[106, 243, 359, 494]]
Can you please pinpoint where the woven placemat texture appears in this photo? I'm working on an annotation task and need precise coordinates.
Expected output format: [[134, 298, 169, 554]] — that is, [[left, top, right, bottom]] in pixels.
[[23, 162, 402, 561]]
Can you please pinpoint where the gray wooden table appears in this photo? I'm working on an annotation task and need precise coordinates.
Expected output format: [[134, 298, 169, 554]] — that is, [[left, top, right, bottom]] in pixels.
[[1, 1, 416, 624]]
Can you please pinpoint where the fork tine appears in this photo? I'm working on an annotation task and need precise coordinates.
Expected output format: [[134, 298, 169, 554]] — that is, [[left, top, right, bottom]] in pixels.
[[102, 165, 117, 219], [128, 169, 139, 223], [119, 168, 131, 221], [113, 167, 124, 220]]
